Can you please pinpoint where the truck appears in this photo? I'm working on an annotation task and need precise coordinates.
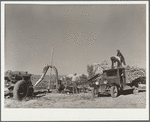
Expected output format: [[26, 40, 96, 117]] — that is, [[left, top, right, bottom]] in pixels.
[[94, 67, 146, 98]]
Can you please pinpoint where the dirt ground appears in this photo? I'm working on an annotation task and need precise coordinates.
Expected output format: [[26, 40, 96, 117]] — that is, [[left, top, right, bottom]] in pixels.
[[5, 89, 146, 108]]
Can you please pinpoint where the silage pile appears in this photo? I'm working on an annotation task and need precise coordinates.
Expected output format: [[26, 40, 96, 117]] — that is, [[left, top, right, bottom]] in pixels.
[[125, 66, 146, 83]]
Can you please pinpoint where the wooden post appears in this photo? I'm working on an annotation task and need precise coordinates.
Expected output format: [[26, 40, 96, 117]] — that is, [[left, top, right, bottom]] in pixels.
[[48, 46, 54, 92]]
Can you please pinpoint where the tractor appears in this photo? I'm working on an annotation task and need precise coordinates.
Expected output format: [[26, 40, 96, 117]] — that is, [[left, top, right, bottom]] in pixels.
[[4, 65, 59, 100], [4, 70, 34, 100]]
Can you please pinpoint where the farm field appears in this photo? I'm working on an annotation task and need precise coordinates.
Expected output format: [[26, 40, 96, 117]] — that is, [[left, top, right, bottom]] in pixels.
[[5, 90, 146, 108]]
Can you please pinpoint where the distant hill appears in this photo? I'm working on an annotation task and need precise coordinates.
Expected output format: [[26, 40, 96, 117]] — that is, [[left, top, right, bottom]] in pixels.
[[4, 71, 32, 75], [4, 71, 65, 87], [31, 74, 66, 90], [31, 74, 65, 85]]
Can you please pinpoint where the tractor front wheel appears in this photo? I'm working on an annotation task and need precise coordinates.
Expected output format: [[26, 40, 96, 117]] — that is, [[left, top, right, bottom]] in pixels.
[[13, 80, 29, 100]]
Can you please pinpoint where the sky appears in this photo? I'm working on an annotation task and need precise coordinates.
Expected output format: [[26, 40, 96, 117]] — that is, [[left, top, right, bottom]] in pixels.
[[4, 4, 146, 75]]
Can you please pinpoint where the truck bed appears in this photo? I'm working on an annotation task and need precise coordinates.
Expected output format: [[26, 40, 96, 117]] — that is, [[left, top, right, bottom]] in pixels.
[[125, 69, 146, 84]]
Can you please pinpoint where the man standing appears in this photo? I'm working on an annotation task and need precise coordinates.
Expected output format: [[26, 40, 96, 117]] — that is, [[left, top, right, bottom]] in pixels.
[[117, 50, 126, 66], [71, 73, 78, 94]]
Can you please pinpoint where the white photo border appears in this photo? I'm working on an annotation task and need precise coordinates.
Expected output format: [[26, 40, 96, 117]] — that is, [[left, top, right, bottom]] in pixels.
[[1, 1, 149, 121]]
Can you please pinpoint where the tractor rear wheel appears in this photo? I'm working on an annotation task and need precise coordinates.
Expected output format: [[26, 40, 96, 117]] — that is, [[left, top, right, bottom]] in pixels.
[[110, 85, 118, 98], [13, 80, 29, 100]]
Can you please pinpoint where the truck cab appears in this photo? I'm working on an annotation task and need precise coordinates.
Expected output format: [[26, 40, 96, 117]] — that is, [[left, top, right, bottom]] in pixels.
[[102, 68, 126, 88]]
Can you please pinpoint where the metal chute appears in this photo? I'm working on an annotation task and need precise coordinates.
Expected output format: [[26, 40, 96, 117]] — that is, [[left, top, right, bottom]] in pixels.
[[34, 65, 59, 92]]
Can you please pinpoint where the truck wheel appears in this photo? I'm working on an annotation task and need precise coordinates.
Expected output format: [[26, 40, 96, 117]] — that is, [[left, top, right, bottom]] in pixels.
[[13, 80, 29, 100], [110, 85, 118, 98], [133, 87, 139, 95], [133, 81, 140, 95]]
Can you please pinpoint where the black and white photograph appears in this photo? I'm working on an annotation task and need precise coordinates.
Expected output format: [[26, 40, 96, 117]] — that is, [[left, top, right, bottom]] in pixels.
[[1, 1, 149, 121]]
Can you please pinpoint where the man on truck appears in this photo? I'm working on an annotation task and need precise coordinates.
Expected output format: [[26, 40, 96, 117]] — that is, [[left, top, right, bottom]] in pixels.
[[117, 50, 126, 66], [111, 50, 126, 69]]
